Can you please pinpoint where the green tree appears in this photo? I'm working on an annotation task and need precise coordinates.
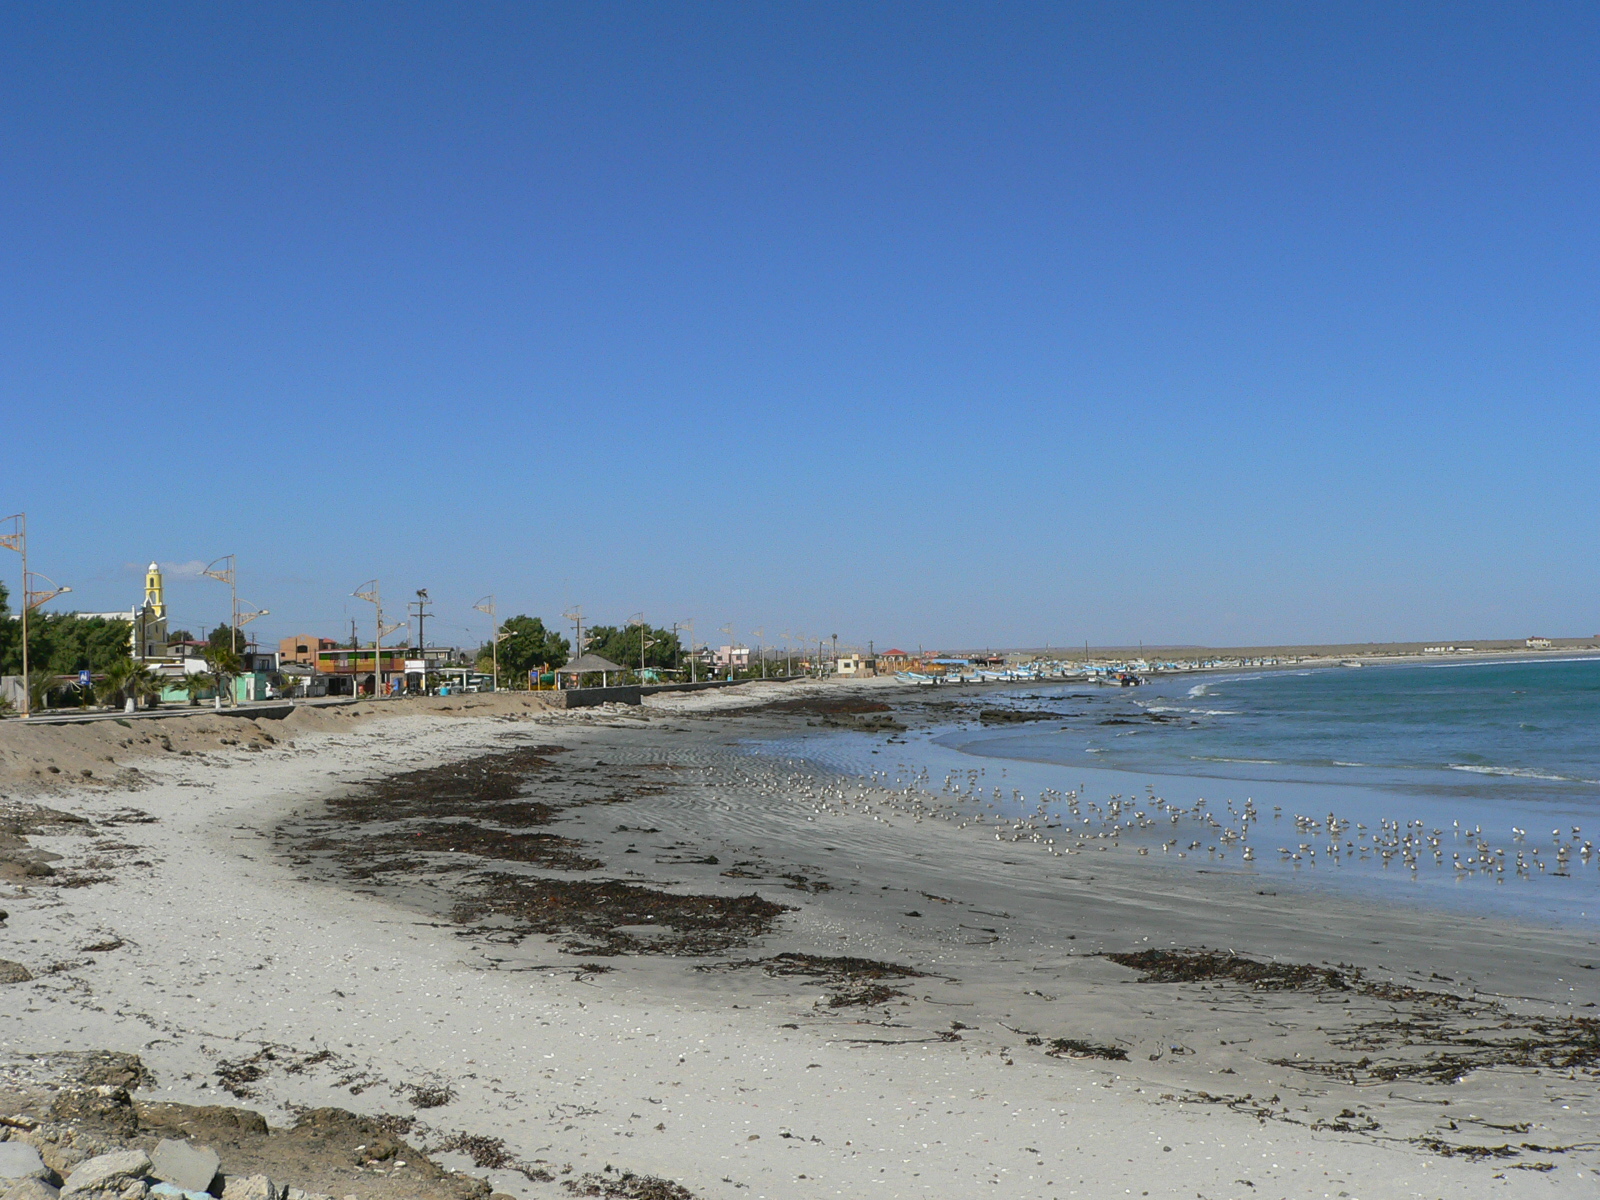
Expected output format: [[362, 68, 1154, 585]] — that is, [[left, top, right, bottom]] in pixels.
[[207, 623, 242, 655], [587, 624, 682, 673], [0, 581, 15, 676], [3, 612, 131, 678], [491, 616, 570, 686]]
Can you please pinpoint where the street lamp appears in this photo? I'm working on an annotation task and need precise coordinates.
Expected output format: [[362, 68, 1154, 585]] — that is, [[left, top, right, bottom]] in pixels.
[[201, 556, 240, 654], [353, 580, 401, 696], [472, 595, 499, 690]]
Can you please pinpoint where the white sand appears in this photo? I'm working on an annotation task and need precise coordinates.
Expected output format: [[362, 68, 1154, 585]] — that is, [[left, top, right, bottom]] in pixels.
[[2, 687, 1597, 1198]]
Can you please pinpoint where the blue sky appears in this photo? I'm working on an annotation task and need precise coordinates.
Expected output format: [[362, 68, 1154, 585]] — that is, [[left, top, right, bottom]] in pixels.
[[2, 3, 1596, 651]]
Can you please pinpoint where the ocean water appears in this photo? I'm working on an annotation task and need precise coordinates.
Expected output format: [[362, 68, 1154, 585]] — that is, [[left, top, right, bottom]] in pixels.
[[758, 656, 1600, 926], [969, 656, 1600, 801]]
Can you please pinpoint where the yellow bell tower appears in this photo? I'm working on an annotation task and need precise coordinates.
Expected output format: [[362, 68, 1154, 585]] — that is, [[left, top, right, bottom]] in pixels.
[[144, 561, 166, 619]]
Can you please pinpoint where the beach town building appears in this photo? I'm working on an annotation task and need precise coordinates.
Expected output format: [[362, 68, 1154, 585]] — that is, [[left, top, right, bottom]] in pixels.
[[714, 645, 750, 669], [876, 648, 913, 672], [835, 652, 877, 677], [73, 563, 173, 661], [1526, 636, 1553, 649], [280, 634, 337, 665]]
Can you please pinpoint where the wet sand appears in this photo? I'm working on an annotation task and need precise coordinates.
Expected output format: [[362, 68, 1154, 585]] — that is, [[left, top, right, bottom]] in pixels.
[[2, 681, 1598, 1198]]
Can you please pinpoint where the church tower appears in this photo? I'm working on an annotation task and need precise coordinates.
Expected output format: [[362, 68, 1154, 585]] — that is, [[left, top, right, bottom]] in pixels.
[[144, 562, 166, 618], [135, 561, 169, 660]]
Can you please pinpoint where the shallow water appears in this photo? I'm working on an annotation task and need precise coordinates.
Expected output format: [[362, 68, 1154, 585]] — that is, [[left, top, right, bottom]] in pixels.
[[753, 658, 1600, 927]]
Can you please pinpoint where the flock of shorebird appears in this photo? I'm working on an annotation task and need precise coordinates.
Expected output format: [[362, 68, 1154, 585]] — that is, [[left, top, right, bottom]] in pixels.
[[760, 756, 1595, 887]]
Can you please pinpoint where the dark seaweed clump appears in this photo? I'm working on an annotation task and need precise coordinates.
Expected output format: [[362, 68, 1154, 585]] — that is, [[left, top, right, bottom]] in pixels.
[[562, 1170, 698, 1199], [978, 709, 1059, 724], [1045, 1038, 1128, 1061], [454, 874, 792, 956], [703, 952, 925, 1007], [326, 745, 569, 823], [1108, 949, 1350, 991]]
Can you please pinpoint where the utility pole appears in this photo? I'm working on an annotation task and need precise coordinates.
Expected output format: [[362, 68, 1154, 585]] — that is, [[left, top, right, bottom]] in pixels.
[[752, 628, 764, 679], [563, 606, 584, 669], [681, 619, 695, 683], [354, 581, 400, 697], [719, 623, 734, 680], [410, 589, 432, 654], [831, 633, 838, 671]]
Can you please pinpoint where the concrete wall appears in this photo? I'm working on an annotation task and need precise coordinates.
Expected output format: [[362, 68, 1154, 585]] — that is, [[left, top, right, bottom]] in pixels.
[[548, 685, 643, 708]]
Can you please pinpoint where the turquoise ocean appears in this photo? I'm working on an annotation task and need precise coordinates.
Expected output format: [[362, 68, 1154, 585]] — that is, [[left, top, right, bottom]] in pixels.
[[759, 656, 1600, 926]]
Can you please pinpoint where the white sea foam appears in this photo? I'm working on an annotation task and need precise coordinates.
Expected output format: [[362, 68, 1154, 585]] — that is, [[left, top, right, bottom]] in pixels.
[[1445, 763, 1595, 784], [1141, 701, 1239, 716]]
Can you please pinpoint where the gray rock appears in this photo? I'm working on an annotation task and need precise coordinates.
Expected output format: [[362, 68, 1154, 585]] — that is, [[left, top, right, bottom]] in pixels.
[[150, 1184, 211, 1200], [219, 1177, 276, 1200], [148, 1145, 216, 1195], [60, 1151, 150, 1198], [0, 961, 32, 986], [0, 1144, 48, 1182], [4, 1178, 62, 1200], [149, 1185, 210, 1200]]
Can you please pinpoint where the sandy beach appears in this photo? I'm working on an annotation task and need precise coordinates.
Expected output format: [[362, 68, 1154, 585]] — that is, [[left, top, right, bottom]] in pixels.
[[3, 682, 1598, 1199]]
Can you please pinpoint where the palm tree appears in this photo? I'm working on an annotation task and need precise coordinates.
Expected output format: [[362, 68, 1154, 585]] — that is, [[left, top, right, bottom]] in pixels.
[[126, 663, 164, 710], [202, 645, 243, 709], [176, 671, 213, 707], [99, 659, 163, 711], [26, 667, 58, 713]]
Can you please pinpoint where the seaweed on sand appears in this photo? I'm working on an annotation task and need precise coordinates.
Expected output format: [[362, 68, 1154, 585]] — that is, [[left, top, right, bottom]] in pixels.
[[702, 952, 925, 1007], [563, 1170, 698, 1200], [1045, 1038, 1128, 1061], [317, 822, 603, 873], [1112, 947, 1600, 1088], [1107, 949, 1351, 991], [453, 874, 792, 956], [326, 745, 569, 823]]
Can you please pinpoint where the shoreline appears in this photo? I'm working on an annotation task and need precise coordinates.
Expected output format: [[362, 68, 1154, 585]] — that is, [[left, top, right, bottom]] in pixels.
[[3, 685, 1598, 1197]]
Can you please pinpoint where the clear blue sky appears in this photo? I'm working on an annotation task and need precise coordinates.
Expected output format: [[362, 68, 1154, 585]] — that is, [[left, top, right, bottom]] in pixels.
[[3, 2, 1596, 651]]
